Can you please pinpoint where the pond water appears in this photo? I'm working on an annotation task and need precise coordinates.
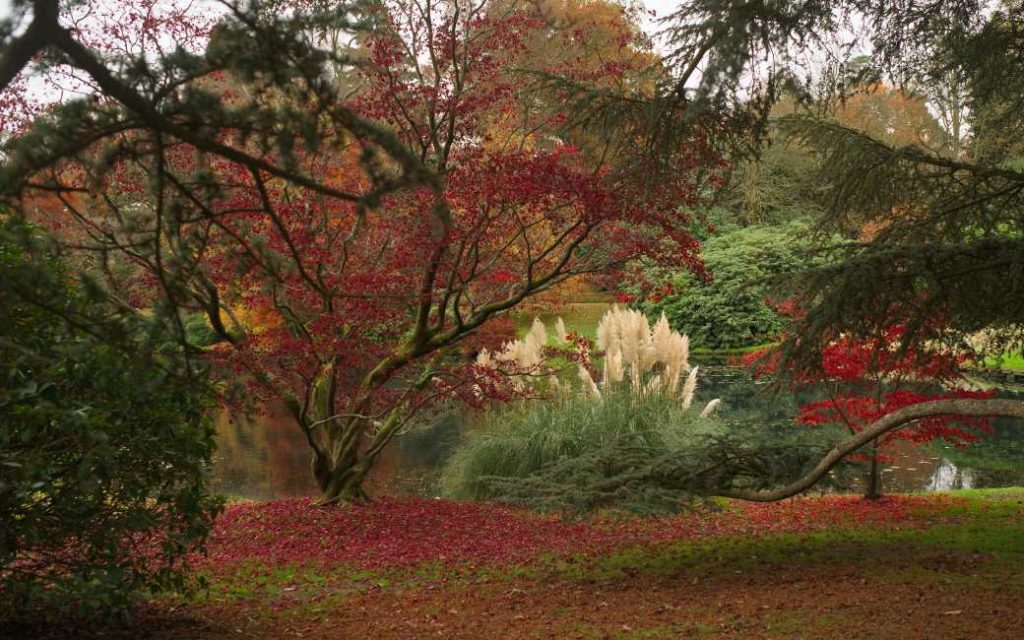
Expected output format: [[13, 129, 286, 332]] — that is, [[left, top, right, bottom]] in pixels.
[[210, 362, 1024, 501]]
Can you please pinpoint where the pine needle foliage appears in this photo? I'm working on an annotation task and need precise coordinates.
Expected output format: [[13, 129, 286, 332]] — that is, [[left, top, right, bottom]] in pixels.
[[774, 110, 1024, 370], [649, 1, 1024, 372]]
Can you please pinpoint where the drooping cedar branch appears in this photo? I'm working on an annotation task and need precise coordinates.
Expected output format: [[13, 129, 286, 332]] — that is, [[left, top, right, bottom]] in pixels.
[[1, 1, 449, 216], [716, 398, 1024, 502]]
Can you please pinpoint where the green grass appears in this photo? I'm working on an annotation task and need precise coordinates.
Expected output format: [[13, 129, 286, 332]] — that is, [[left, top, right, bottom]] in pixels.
[[983, 351, 1024, 372], [173, 489, 1024, 640], [511, 303, 610, 343], [944, 486, 1024, 499], [438, 385, 712, 502], [539, 490, 1024, 586]]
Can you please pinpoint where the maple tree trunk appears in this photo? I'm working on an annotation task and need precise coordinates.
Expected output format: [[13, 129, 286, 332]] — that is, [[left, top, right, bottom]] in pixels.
[[309, 414, 400, 503], [311, 443, 374, 503], [865, 441, 882, 500], [317, 463, 371, 503], [299, 407, 373, 503]]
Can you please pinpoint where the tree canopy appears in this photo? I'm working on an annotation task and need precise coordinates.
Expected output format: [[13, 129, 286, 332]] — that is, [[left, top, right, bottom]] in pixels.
[[0, 0, 722, 501], [1, 0, 1023, 513], [649, 0, 1024, 367]]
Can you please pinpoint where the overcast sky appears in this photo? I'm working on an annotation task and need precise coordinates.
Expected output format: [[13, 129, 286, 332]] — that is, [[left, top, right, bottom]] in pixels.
[[2, 0, 684, 32]]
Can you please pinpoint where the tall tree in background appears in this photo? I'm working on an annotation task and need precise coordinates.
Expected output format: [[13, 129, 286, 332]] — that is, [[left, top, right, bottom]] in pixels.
[[0, 0, 717, 501], [589, 0, 1024, 496], [536, 0, 1024, 499]]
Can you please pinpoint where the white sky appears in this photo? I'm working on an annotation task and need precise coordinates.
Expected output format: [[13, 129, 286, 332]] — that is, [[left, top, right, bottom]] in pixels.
[[0, 0, 683, 32], [0, 0, 688, 98], [640, 0, 680, 28]]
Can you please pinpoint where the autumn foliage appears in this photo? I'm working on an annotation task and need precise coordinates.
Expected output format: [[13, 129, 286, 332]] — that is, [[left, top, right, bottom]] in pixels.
[[8, 0, 721, 501], [743, 324, 993, 497], [200, 494, 951, 573]]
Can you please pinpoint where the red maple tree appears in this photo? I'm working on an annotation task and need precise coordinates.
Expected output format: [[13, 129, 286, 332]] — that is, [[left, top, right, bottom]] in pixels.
[[11, 0, 722, 501], [745, 324, 993, 498]]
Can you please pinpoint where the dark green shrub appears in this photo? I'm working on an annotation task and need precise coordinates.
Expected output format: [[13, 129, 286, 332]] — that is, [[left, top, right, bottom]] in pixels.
[[637, 221, 831, 349], [0, 223, 222, 624]]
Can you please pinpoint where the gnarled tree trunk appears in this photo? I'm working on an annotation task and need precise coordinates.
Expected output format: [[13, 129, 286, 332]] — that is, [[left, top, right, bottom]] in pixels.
[[294, 362, 414, 503], [312, 449, 371, 502]]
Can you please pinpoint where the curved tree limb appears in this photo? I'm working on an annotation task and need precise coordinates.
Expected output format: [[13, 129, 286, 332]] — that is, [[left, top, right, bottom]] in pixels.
[[0, 1, 58, 93], [716, 398, 1024, 502]]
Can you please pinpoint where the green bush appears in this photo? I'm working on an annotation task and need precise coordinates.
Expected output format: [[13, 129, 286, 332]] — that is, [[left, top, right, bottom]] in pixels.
[[0, 223, 222, 625], [441, 387, 709, 507], [637, 221, 830, 349], [441, 386, 848, 515]]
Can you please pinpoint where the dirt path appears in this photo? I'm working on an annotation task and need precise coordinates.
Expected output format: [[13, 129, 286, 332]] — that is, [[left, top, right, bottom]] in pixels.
[[282, 554, 1022, 639]]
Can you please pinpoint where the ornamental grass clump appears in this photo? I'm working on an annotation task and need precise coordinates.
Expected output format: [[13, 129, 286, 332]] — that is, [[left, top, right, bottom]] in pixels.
[[442, 308, 733, 512], [471, 306, 718, 412]]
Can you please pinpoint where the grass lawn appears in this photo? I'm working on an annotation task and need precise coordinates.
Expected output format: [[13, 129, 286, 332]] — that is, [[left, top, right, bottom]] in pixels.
[[983, 352, 1024, 373], [512, 302, 611, 343], [30, 489, 1024, 639]]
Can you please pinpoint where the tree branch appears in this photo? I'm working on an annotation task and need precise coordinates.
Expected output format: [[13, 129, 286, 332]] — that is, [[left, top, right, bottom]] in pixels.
[[0, 0, 57, 92], [716, 398, 1024, 502], [45, 22, 366, 203]]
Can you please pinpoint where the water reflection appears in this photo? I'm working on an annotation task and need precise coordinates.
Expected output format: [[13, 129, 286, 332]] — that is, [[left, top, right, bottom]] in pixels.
[[209, 403, 459, 500], [924, 459, 974, 492], [210, 365, 1024, 501], [210, 404, 317, 500]]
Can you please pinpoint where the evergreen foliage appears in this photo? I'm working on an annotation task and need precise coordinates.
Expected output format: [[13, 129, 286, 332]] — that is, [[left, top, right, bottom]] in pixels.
[[635, 221, 831, 349], [717, 142, 824, 226], [0, 221, 221, 624], [653, 0, 1024, 367]]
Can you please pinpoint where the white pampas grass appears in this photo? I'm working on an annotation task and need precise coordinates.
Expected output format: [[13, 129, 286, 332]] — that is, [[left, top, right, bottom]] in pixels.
[[622, 309, 650, 369], [699, 398, 722, 418], [595, 305, 620, 354], [644, 374, 662, 396], [529, 317, 547, 349], [663, 334, 689, 393], [604, 348, 624, 385], [476, 348, 492, 368], [473, 310, 700, 406], [596, 305, 648, 362], [520, 335, 543, 369], [578, 365, 601, 400], [497, 333, 543, 371], [652, 312, 673, 358], [554, 317, 568, 344], [681, 366, 699, 409], [596, 307, 690, 387]]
